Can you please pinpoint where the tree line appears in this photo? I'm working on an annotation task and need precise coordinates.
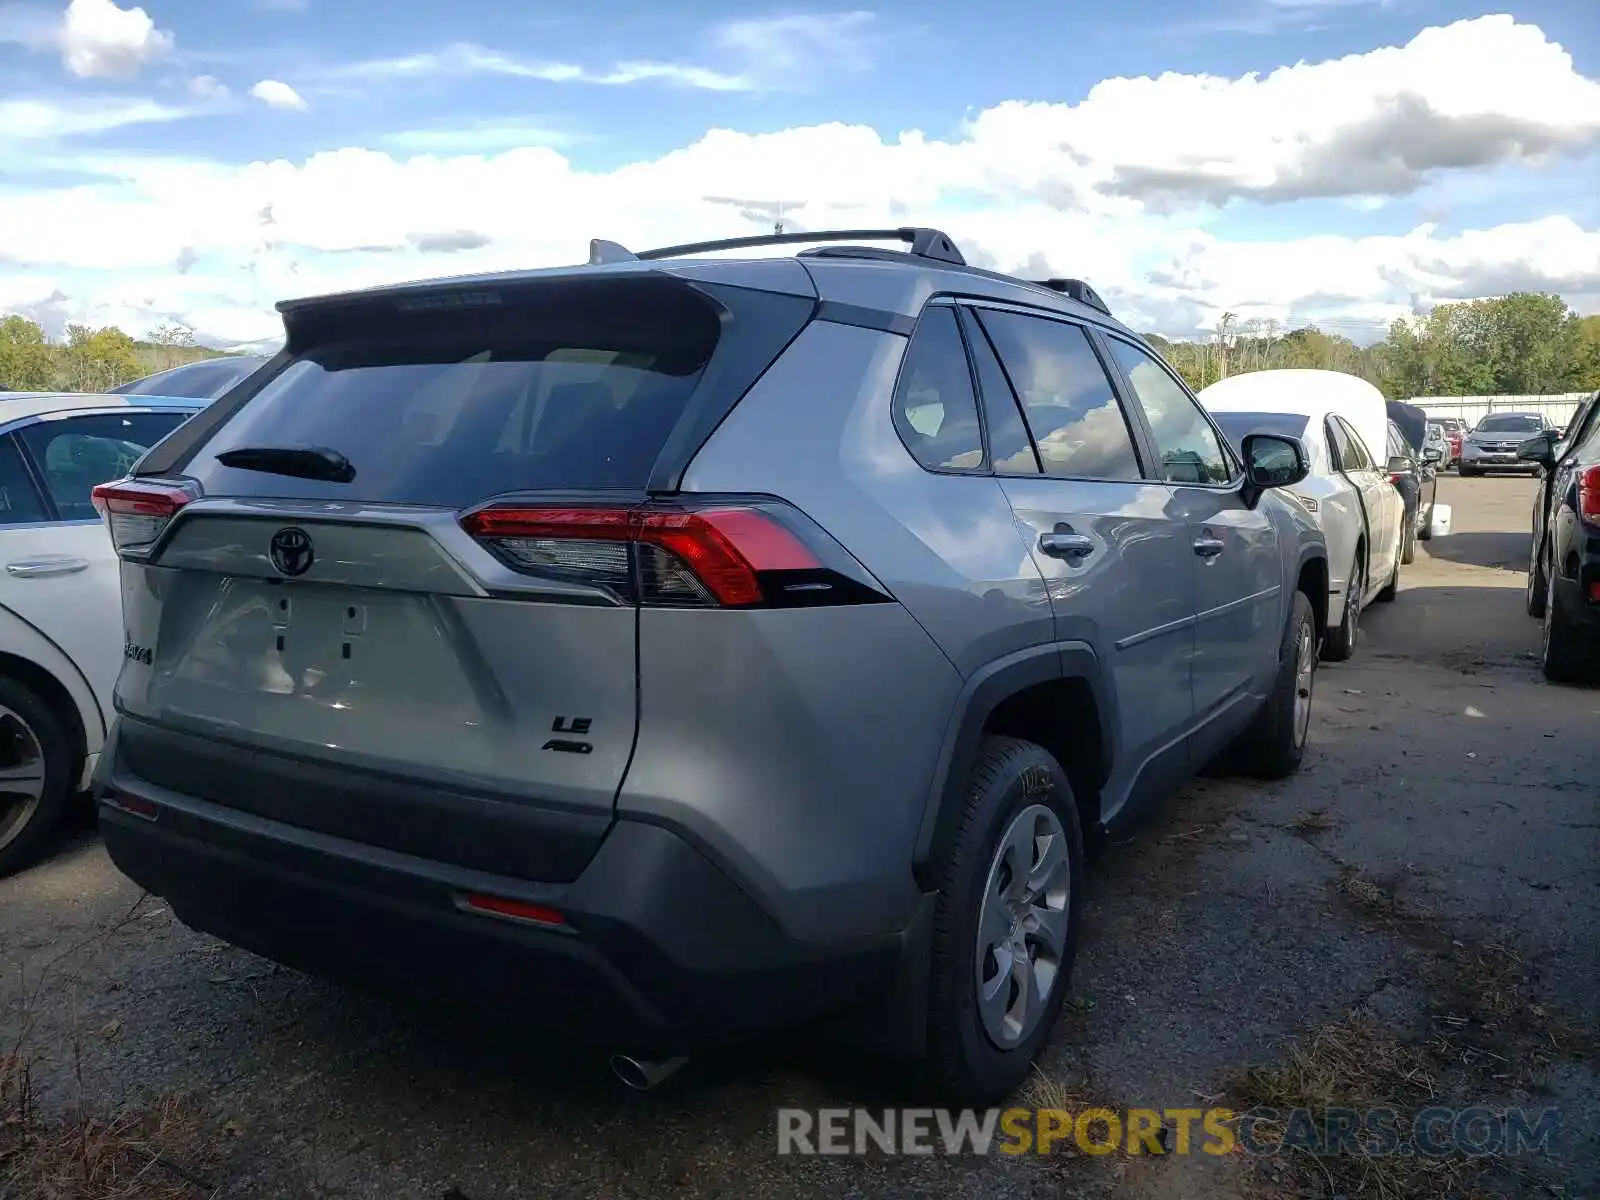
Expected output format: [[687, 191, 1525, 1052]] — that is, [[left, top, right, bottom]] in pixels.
[[1148, 293, 1600, 399], [3, 292, 1598, 399], [0, 316, 231, 393]]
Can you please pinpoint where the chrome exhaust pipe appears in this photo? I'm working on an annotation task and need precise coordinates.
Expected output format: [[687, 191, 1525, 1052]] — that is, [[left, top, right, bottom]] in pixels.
[[610, 1053, 688, 1091]]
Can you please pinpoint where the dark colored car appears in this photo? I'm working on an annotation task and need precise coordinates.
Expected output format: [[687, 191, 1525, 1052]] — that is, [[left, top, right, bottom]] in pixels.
[[1522, 391, 1600, 683], [1383, 418, 1440, 565], [112, 355, 271, 399]]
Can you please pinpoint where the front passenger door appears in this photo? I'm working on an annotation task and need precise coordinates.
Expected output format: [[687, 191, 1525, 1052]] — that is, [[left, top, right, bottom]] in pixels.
[[1102, 335, 1282, 733]]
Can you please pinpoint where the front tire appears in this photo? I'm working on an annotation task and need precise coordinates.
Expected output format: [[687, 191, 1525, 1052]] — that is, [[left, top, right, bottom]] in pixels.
[[1322, 553, 1363, 662], [1526, 536, 1548, 618], [0, 677, 75, 878], [924, 736, 1084, 1104], [1229, 591, 1318, 779]]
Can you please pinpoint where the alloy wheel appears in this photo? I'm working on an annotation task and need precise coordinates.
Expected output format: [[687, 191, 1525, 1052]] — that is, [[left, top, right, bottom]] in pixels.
[[0, 706, 48, 854], [974, 804, 1071, 1049]]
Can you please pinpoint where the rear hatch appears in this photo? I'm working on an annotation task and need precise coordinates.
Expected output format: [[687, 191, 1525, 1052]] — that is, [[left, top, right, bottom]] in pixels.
[[103, 268, 815, 881]]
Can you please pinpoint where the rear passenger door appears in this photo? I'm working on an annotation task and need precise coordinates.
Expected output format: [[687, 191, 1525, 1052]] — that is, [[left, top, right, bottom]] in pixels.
[[962, 304, 1198, 810], [1100, 335, 1282, 730]]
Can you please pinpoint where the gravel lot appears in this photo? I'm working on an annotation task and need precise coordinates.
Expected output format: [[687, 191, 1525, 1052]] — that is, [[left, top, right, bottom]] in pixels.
[[3, 473, 1596, 1199]]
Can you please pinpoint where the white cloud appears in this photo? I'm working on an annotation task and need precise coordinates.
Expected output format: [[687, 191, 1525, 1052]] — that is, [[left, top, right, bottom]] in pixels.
[[0, 94, 189, 140], [330, 12, 879, 93], [250, 79, 307, 111], [58, 0, 173, 78], [1, 15, 1596, 344], [187, 74, 229, 101]]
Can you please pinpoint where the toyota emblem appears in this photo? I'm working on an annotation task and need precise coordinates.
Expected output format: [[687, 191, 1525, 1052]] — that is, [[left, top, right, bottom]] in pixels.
[[269, 527, 315, 577]]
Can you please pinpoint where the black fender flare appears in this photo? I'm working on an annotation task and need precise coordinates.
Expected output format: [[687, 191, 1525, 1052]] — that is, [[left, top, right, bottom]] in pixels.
[[910, 641, 1115, 891]]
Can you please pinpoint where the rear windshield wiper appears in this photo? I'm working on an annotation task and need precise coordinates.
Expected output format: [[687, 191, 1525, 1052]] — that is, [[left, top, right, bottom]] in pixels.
[[214, 445, 356, 483]]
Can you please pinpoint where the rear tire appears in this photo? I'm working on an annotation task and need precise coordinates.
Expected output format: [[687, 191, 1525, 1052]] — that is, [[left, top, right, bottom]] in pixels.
[[1228, 591, 1317, 780], [0, 677, 75, 879], [1400, 518, 1417, 565], [1376, 541, 1400, 603], [1541, 571, 1598, 685], [924, 736, 1084, 1105], [1459, 467, 1479, 478], [1322, 553, 1363, 662]]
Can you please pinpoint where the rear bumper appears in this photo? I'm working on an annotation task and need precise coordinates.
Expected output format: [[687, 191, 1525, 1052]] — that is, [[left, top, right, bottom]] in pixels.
[[1554, 564, 1600, 634], [97, 756, 909, 1053]]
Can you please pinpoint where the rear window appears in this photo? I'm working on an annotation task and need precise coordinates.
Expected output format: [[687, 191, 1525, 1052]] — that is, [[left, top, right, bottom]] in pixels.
[[1475, 414, 1543, 433], [117, 358, 261, 398], [1209, 411, 1309, 452], [185, 278, 723, 507]]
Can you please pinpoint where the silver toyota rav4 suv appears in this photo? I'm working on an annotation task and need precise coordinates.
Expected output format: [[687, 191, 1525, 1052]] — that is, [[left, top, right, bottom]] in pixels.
[[93, 228, 1328, 1103]]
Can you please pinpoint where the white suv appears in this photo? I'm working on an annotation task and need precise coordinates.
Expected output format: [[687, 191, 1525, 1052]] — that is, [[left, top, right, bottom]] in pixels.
[[0, 391, 205, 874]]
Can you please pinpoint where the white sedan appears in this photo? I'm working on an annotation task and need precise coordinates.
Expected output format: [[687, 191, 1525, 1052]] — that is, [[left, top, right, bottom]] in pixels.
[[0, 391, 207, 875], [1198, 370, 1407, 663]]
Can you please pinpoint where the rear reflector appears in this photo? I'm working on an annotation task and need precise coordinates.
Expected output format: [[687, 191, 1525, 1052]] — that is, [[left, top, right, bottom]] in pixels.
[[104, 791, 159, 821], [462, 500, 867, 608], [1588, 580, 1600, 604], [1580, 465, 1600, 522], [461, 893, 567, 927], [90, 479, 193, 554]]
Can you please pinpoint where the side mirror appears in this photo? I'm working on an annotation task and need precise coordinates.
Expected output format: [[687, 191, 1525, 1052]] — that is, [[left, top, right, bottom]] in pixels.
[[1516, 431, 1557, 468], [1386, 455, 1411, 475], [1241, 432, 1309, 495], [1421, 446, 1443, 464]]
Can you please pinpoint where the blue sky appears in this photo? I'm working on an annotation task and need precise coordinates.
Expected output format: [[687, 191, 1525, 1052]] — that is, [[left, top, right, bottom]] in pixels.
[[1, 0, 1598, 343]]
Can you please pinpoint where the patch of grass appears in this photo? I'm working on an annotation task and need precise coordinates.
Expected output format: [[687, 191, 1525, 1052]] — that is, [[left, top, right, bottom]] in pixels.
[[1, 1050, 222, 1199], [1228, 1014, 1499, 1200], [1, 895, 229, 1198], [1022, 1065, 1086, 1115], [1286, 809, 1335, 838]]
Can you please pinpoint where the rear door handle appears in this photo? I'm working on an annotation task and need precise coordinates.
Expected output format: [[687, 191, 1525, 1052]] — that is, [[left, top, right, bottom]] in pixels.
[[1193, 536, 1226, 559], [1039, 532, 1095, 561], [7, 556, 90, 578]]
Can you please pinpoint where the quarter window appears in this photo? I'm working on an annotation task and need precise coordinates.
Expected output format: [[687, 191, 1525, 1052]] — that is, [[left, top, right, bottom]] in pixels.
[[1105, 337, 1233, 485], [0, 437, 46, 526], [892, 307, 986, 473], [975, 310, 1143, 481]]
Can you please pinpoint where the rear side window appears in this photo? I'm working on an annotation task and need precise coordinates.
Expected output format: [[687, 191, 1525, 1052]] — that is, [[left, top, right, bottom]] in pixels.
[[975, 310, 1142, 481], [0, 438, 47, 525], [892, 306, 986, 473], [19, 411, 190, 520], [185, 278, 724, 507]]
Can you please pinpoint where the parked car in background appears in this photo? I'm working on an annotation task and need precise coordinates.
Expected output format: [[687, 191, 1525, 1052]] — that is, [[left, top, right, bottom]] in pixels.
[[1459, 411, 1556, 476], [1522, 391, 1600, 683], [1383, 419, 1441, 565], [1200, 369, 1406, 662], [89, 226, 1329, 1104], [1423, 420, 1454, 469], [0, 391, 207, 875], [112, 354, 270, 399], [1432, 417, 1467, 465]]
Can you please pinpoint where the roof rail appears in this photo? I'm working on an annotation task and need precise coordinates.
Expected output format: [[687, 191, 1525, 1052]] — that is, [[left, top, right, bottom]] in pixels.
[[587, 227, 967, 267], [1029, 278, 1111, 316]]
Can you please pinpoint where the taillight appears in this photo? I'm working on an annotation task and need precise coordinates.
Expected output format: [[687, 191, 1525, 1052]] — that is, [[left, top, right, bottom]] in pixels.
[[1580, 465, 1600, 522], [90, 479, 193, 554], [461, 498, 889, 608], [1388, 473, 1403, 485]]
